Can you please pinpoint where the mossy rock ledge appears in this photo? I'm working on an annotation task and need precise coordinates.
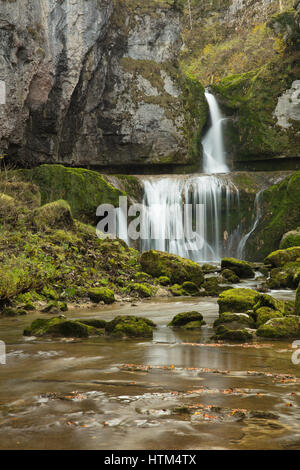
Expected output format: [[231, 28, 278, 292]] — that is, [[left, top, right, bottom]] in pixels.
[[221, 258, 255, 279], [140, 250, 204, 287], [168, 311, 206, 329], [264, 247, 300, 268]]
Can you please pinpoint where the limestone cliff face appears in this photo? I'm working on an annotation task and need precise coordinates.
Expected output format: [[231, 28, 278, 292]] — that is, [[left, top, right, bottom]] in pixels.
[[0, 0, 205, 170]]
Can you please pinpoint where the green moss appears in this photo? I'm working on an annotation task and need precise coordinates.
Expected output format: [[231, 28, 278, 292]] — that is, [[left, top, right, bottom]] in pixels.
[[253, 294, 286, 314], [105, 315, 156, 338], [158, 276, 171, 286], [221, 258, 255, 278], [168, 311, 204, 328], [218, 288, 260, 314], [214, 312, 255, 329], [214, 325, 253, 342], [203, 277, 224, 296], [257, 316, 300, 338], [88, 288, 115, 304], [129, 283, 155, 298], [15, 165, 125, 224], [140, 250, 204, 286], [182, 321, 205, 330], [280, 230, 300, 249], [256, 307, 283, 327], [181, 281, 200, 296], [265, 246, 300, 267], [31, 200, 74, 231], [221, 269, 240, 284]]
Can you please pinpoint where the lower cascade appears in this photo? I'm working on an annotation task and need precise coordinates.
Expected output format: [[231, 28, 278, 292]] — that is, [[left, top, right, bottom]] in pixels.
[[141, 175, 241, 263]]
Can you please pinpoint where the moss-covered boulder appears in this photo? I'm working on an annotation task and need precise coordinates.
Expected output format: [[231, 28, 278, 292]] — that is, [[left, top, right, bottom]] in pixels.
[[214, 312, 256, 329], [140, 250, 204, 287], [218, 288, 260, 314], [214, 325, 253, 342], [257, 316, 300, 339], [221, 258, 255, 279], [23, 317, 104, 338], [31, 200, 74, 231], [105, 315, 156, 338], [168, 311, 205, 328], [203, 277, 225, 296], [221, 269, 240, 284], [129, 283, 155, 298], [88, 287, 115, 304], [169, 284, 187, 297], [253, 294, 286, 315], [280, 229, 300, 250], [181, 281, 200, 296], [256, 307, 284, 327], [264, 247, 300, 268]]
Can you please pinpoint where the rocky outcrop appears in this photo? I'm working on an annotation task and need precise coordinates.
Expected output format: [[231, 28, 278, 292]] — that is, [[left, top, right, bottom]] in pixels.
[[0, 0, 206, 170]]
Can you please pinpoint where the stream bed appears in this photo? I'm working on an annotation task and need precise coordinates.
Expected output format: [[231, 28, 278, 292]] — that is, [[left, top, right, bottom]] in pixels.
[[0, 289, 300, 450]]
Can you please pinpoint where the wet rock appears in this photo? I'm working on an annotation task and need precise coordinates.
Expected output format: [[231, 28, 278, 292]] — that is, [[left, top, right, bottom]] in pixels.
[[221, 258, 255, 279], [88, 287, 115, 304], [2, 307, 27, 317], [203, 277, 226, 296], [264, 247, 300, 268], [181, 281, 200, 296], [214, 312, 256, 329], [140, 250, 204, 287], [214, 325, 253, 342], [255, 307, 284, 327], [23, 316, 104, 338], [280, 228, 300, 249], [253, 293, 287, 315], [257, 316, 300, 339], [168, 311, 205, 328], [218, 288, 260, 314], [105, 315, 156, 338], [221, 268, 240, 284]]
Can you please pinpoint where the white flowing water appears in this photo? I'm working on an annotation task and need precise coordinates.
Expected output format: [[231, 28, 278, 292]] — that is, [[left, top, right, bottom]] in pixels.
[[141, 175, 240, 263], [202, 91, 230, 174], [138, 91, 244, 262]]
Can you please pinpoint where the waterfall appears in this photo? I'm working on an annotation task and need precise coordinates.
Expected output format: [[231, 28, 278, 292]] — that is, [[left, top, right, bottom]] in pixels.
[[202, 91, 230, 174], [141, 175, 240, 263]]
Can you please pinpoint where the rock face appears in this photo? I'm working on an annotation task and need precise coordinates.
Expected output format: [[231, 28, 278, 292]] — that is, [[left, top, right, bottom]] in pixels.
[[0, 0, 206, 170], [273, 81, 300, 129]]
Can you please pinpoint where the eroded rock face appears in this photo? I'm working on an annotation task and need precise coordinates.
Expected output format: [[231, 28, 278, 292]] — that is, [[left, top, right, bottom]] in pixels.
[[0, 1, 204, 170], [273, 81, 300, 129]]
